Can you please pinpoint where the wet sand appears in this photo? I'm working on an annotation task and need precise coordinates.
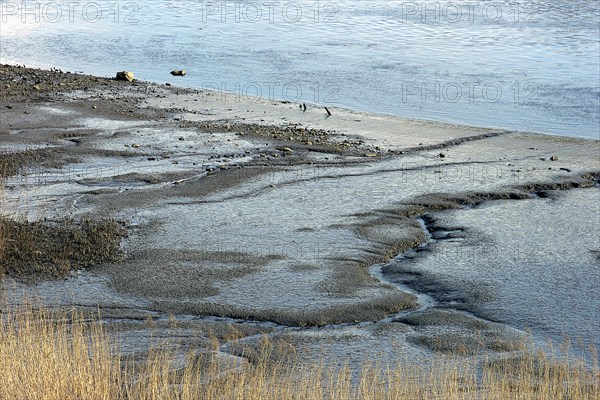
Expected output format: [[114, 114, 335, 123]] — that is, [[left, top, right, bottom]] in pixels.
[[1, 64, 599, 366]]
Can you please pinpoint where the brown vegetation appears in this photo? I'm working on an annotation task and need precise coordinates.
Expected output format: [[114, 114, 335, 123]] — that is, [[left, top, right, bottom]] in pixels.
[[0, 303, 598, 400], [0, 149, 47, 178], [0, 216, 126, 279]]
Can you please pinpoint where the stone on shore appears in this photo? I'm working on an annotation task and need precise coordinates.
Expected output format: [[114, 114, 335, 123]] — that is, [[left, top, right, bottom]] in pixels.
[[115, 71, 135, 82]]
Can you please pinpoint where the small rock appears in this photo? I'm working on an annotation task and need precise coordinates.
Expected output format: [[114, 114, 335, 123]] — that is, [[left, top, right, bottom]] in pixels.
[[170, 70, 186, 76], [115, 71, 134, 82], [132, 143, 141, 148], [364, 153, 378, 157], [306, 141, 313, 146], [92, 105, 97, 109], [178, 137, 185, 141], [33, 84, 41, 90], [559, 167, 571, 172], [278, 147, 293, 152], [147, 157, 157, 161], [439, 152, 446, 158], [550, 155, 559, 161]]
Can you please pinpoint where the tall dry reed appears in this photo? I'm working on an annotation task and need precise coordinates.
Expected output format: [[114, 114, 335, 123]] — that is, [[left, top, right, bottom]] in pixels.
[[1, 302, 598, 400]]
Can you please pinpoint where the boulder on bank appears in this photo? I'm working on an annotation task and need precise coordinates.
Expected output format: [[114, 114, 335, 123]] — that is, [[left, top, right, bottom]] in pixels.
[[115, 71, 134, 82], [170, 70, 186, 76]]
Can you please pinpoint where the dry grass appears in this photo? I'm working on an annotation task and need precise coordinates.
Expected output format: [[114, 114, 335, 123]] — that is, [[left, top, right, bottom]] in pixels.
[[0, 216, 126, 279], [0, 303, 598, 400]]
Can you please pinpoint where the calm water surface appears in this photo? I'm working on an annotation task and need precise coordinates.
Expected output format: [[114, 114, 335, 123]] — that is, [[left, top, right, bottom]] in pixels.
[[1, 0, 599, 137]]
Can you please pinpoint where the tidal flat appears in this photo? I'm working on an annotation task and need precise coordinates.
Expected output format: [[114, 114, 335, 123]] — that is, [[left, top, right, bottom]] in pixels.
[[1, 64, 599, 371]]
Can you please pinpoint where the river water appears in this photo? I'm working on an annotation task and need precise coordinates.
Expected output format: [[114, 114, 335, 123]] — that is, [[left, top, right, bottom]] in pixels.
[[1, 0, 599, 137]]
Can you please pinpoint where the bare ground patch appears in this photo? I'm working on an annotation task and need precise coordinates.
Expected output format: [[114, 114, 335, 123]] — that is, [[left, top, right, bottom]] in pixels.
[[100, 249, 281, 299]]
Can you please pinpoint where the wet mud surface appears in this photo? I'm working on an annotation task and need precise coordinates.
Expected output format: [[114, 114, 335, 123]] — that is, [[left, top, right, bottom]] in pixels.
[[1, 64, 599, 366]]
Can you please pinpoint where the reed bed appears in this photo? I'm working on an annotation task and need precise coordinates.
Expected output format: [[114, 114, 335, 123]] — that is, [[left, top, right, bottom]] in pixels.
[[1, 303, 598, 400]]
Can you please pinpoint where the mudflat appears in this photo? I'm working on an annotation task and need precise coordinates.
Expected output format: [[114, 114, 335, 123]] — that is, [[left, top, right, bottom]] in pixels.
[[1, 64, 599, 366]]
